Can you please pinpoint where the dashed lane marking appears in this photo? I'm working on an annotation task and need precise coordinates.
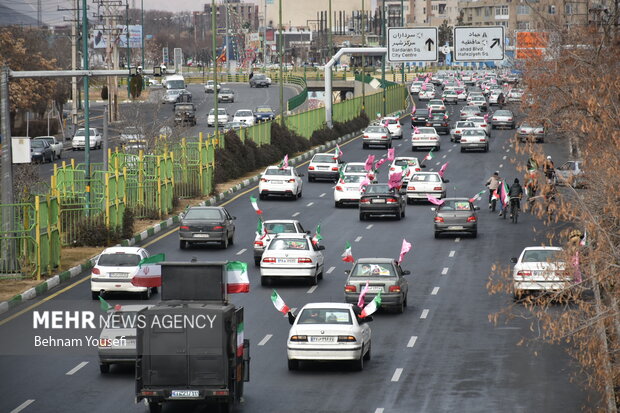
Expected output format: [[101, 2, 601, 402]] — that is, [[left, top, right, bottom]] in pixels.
[[391, 368, 404, 382], [455, 237, 461, 243], [431, 287, 440, 295], [448, 148, 453, 152], [420, 309, 429, 319], [10, 400, 35, 413], [236, 248, 247, 255], [292, 212, 300, 217], [441, 267, 449, 275], [449, 250, 455, 257], [258, 334, 272, 346], [66, 361, 88, 376], [499, 164, 503, 168], [355, 236, 363, 242], [407, 336, 418, 348], [319, 193, 326, 198], [307, 285, 318, 294], [366, 224, 373, 230], [442, 154, 447, 159], [503, 155, 507, 160], [375, 409, 385, 413], [326, 266, 335, 274], [306, 202, 314, 207]]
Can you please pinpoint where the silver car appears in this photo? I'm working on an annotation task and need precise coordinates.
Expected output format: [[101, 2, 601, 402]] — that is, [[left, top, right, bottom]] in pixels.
[[460, 106, 482, 121], [450, 121, 476, 142], [460, 128, 489, 152], [362, 125, 391, 149], [433, 198, 480, 238], [491, 110, 515, 129], [517, 122, 545, 143], [217, 87, 235, 103]]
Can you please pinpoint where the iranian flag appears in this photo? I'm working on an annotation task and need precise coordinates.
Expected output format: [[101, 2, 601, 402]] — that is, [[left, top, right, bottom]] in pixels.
[[250, 196, 263, 214], [98, 296, 120, 312], [398, 238, 412, 264], [236, 322, 244, 357], [333, 144, 343, 160], [341, 241, 354, 263], [226, 261, 250, 293], [499, 181, 510, 208], [256, 218, 267, 239], [360, 292, 382, 317], [271, 289, 290, 314], [132, 253, 165, 288], [424, 148, 434, 161], [469, 189, 486, 203], [312, 224, 323, 245], [278, 154, 289, 169], [338, 167, 345, 183]]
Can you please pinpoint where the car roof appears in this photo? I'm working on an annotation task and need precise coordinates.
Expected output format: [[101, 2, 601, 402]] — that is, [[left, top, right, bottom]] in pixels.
[[187, 206, 224, 211], [264, 219, 301, 224], [522, 246, 563, 252], [272, 233, 310, 239], [302, 302, 353, 310], [355, 257, 395, 264], [412, 171, 440, 175], [393, 157, 418, 161], [101, 246, 145, 254], [312, 153, 335, 157]]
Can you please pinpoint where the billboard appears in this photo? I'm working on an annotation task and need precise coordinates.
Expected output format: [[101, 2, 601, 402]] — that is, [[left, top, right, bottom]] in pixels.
[[516, 32, 548, 60], [92, 25, 143, 49]]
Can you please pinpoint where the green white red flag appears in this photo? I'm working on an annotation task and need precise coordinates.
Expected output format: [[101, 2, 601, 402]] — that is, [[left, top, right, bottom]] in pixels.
[[271, 289, 290, 314], [132, 253, 165, 288], [226, 261, 250, 293], [341, 241, 354, 262], [250, 196, 263, 214], [278, 154, 289, 169], [424, 148, 434, 161], [360, 292, 382, 317], [256, 218, 267, 239], [236, 322, 244, 357], [333, 144, 343, 160], [469, 189, 486, 203], [312, 224, 323, 245]]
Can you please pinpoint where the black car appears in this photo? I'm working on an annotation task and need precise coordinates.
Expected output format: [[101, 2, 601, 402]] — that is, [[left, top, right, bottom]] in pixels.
[[30, 139, 53, 163], [174, 89, 192, 104], [254, 106, 276, 122], [411, 108, 431, 127], [426, 113, 450, 135], [174, 103, 197, 126], [250, 73, 269, 88], [178, 206, 236, 249], [359, 184, 406, 221]]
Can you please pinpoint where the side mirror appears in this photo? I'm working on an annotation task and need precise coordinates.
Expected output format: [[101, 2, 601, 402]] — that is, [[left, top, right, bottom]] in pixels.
[[317, 245, 325, 251], [298, 173, 304, 177], [344, 270, 350, 275], [474, 206, 480, 211], [443, 179, 450, 183], [232, 216, 237, 220], [402, 270, 411, 275], [510, 257, 518, 263], [306, 230, 311, 235], [420, 163, 426, 168]]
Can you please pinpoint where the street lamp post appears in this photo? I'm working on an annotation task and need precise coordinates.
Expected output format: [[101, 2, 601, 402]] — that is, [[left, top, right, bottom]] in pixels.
[[141, 0, 144, 75], [212, 0, 219, 132], [279, 0, 284, 126], [361, 1, 365, 113], [401, 0, 405, 83], [382, 4, 386, 117], [82, 0, 91, 211]]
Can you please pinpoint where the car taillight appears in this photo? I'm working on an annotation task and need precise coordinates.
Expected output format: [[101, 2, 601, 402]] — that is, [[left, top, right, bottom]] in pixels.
[[345, 285, 357, 293], [434, 216, 444, 223], [480, 138, 486, 142], [331, 166, 339, 171], [92, 267, 100, 275], [517, 270, 532, 277], [360, 198, 370, 203], [390, 167, 396, 171], [335, 185, 343, 191], [290, 335, 308, 342], [386, 198, 398, 204], [481, 124, 487, 127], [415, 168, 421, 172], [364, 135, 369, 139], [213, 225, 224, 230], [337, 336, 357, 342], [308, 166, 315, 170], [389, 286, 401, 293], [260, 178, 268, 182], [180, 226, 190, 230], [298, 258, 312, 264], [262, 257, 276, 263], [467, 216, 477, 222], [456, 130, 461, 134], [288, 179, 296, 183], [508, 118, 513, 121], [433, 186, 442, 190], [426, 123, 432, 126], [254, 241, 264, 247], [492, 118, 497, 121], [397, 124, 401, 128], [408, 185, 415, 190], [537, 130, 544, 134], [461, 138, 467, 142], [381, 135, 388, 139]]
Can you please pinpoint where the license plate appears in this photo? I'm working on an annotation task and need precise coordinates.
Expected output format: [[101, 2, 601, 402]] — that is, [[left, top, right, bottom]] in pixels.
[[347, 188, 358, 191], [271, 180, 284, 184], [318, 166, 328, 170], [171, 390, 199, 398], [110, 272, 129, 278], [372, 199, 386, 204], [193, 233, 209, 238], [448, 226, 464, 230], [309, 336, 336, 343], [276, 258, 296, 264], [367, 286, 384, 292]]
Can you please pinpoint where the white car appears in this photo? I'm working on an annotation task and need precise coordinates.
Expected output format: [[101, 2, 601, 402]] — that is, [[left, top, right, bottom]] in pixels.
[[72, 127, 102, 150], [460, 128, 489, 152], [380, 117, 403, 139], [411, 127, 440, 151], [511, 246, 568, 298], [466, 116, 491, 136], [418, 88, 436, 100], [406, 172, 448, 203], [343, 162, 368, 175], [204, 80, 220, 93], [450, 121, 476, 143], [258, 166, 303, 199], [287, 302, 372, 371], [410, 81, 424, 94], [120, 127, 145, 145], [253, 219, 307, 265], [260, 234, 325, 286], [90, 246, 153, 300], [362, 125, 391, 149], [207, 108, 229, 127], [232, 109, 256, 126], [507, 88, 524, 102], [308, 153, 341, 182], [455, 87, 468, 101], [469, 96, 488, 111], [334, 174, 366, 207], [98, 304, 154, 373], [427, 99, 446, 112], [389, 157, 421, 186]]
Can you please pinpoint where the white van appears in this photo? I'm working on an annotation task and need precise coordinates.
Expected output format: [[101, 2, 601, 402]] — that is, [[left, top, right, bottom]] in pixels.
[[163, 74, 185, 90]]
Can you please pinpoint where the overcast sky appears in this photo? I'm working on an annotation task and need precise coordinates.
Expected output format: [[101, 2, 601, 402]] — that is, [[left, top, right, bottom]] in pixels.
[[141, 0, 377, 13]]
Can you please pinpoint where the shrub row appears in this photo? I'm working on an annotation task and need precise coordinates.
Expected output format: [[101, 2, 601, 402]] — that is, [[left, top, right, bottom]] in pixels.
[[214, 113, 369, 185]]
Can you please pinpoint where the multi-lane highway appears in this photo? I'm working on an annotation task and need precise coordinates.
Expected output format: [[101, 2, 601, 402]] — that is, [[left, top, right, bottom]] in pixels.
[[37, 82, 297, 179], [1, 96, 589, 412]]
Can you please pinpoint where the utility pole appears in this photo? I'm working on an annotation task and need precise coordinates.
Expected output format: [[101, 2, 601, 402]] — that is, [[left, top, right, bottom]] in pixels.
[[263, 0, 268, 70], [279, 0, 284, 126], [59, 0, 81, 133], [401, 0, 405, 83], [141, 0, 144, 79], [212, 0, 219, 131], [381, 4, 387, 117], [328, 0, 332, 106], [225, 0, 230, 75], [361, 1, 366, 112], [126, 2, 131, 97], [82, 0, 92, 211]]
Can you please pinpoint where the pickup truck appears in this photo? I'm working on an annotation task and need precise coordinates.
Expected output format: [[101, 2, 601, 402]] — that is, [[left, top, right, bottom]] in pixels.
[[33, 136, 63, 160]]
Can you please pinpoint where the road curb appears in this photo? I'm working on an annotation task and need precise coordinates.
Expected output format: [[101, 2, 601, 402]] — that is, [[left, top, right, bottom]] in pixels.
[[0, 119, 384, 316]]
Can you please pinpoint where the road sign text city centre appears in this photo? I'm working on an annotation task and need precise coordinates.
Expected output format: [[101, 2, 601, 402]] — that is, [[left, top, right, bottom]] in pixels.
[[453, 26, 505, 61], [387, 27, 438, 62]]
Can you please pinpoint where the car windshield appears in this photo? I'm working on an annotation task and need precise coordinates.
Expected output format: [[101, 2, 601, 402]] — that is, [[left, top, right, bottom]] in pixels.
[[439, 200, 472, 211], [462, 129, 485, 136], [256, 107, 273, 113], [417, 128, 435, 134], [351, 263, 395, 277], [220, 89, 233, 94], [209, 109, 227, 115], [344, 164, 365, 173], [31, 140, 45, 148], [75, 129, 96, 137], [365, 126, 387, 133], [522, 249, 563, 263], [312, 154, 336, 163], [264, 168, 292, 176], [411, 173, 440, 182], [365, 184, 390, 194], [166, 90, 181, 96], [235, 110, 253, 117], [265, 223, 298, 233], [254, 74, 266, 79], [494, 111, 512, 116], [394, 159, 418, 167], [184, 208, 223, 220], [268, 238, 309, 250], [431, 114, 446, 120], [342, 174, 365, 184], [382, 119, 398, 124], [456, 122, 474, 128], [175, 104, 194, 111], [298, 308, 352, 325], [98, 253, 141, 267]]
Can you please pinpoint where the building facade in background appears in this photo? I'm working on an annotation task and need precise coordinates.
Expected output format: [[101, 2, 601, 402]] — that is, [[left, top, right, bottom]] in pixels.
[[264, 0, 371, 30]]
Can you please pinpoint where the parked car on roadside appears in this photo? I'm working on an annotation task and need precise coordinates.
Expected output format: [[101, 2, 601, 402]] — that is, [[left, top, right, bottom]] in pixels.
[[33, 136, 62, 160], [30, 138, 54, 163]]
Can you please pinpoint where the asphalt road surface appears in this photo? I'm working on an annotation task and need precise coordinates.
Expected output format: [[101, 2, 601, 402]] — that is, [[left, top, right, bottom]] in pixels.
[[0, 97, 590, 413], [35, 82, 297, 179]]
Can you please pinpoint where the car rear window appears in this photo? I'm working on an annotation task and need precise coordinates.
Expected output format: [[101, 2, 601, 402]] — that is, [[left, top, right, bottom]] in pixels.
[[365, 126, 387, 133], [351, 263, 395, 277], [264, 168, 292, 176], [364, 184, 390, 194], [411, 173, 440, 182], [522, 250, 562, 263], [184, 208, 223, 220], [298, 308, 352, 325], [268, 238, 309, 250], [394, 159, 418, 167], [312, 154, 336, 163], [343, 175, 365, 183], [417, 128, 435, 134], [236, 110, 253, 117], [462, 129, 485, 136], [344, 164, 365, 173], [439, 200, 472, 211], [265, 223, 297, 233], [98, 253, 141, 267]]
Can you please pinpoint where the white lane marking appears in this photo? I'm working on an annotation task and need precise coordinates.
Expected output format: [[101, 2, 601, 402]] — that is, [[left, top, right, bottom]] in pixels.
[[285, 307, 297, 317], [497, 327, 521, 330], [319, 193, 326, 198], [375, 409, 385, 413], [354, 236, 363, 242], [431, 287, 440, 295], [455, 237, 461, 243], [326, 266, 335, 274], [429, 168, 434, 171], [397, 143, 402, 147], [306, 202, 314, 207], [391, 368, 404, 382], [503, 155, 507, 160], [441, 267, 449, 275], [506, 149, 510, 153], [236, 248, 247, 256], [449, 250, 455, 257], [258, 334, 273, 346], [499, 164, 503, 168], [442, 154, 447, 159], [307, 285, 318, 294], [292, 212, 300, 217], [366, 224, 373, 230], [10, 400, 35, 413], [435, 161, 441, 166], [407, 336, 418, 348], [420, 309, 429, 319], [66, 361, 88, 376], [448, 148, 453, 152]]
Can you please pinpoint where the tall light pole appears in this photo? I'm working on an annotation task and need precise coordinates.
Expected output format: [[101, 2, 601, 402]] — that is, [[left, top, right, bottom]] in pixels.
[[212, 0, 219, 131], [401, 0, 405, 83], [263, 0, 267, 70], [225, 0, 230, 75], [141, 0, 144, 72], [381, 4, 386, 117], [328, 0, 332, 107], [361, 1, 366, 113], [278, 0, 284, 126], [125, 2, 131, 97], [82, 0, 91, 211]]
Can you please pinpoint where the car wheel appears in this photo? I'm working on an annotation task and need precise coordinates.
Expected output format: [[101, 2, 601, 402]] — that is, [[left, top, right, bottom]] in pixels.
[[308, 175, 314, 182], [396, 299, 404, 314], [99, 363, 110, 374], [259, 193, 266, 200], [485, 145, 489, 152], [260, 276, 270, 286], [387, 143, 392, 149], [401, 207, 405, 218], [141, 287, 151, 300], [434, 231, 440, 239], [221, 234, 229, 249], [436, 146, 441, 151], [359, 212, 365, 221], [309, 271, 318, 286], [335, 201, 340, 208], [148, 402, 162, 413], [460, 147, 465, 153], [287, 359, 299, 371], [297, 190, 302, 199], [406, 198, 413, 205], [180, 240, 186, 249], [363, 341, 371, 361], [471, 230, 478, 238], [228, 232, 234, 245], [403, 295, 408, 307], [353, 348, 364, 371], [254, 257, 261, 266], [362, 143, 368, 149], [395, 209, 401, 220], [91, 291, 99, 300]]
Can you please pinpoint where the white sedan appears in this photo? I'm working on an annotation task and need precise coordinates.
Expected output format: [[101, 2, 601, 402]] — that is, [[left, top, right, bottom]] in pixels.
[[427, 99, 446, 112], [411, 127, 440, 151], [90, 247, 153, 300], [389, 157, 421, 185], [418, 88, 436, 100], [232, 109, 256, 126], [466, 116, 491, 136], [406, 172, 448, 203], [334, 174, 366, 207], [260, 234, 325, 286], [380, 117, 403, 139], [410, 81, 424, 94], [258, 166, 303, 199], [511, 246, 569, 299], [287, 302, 372, 371]]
